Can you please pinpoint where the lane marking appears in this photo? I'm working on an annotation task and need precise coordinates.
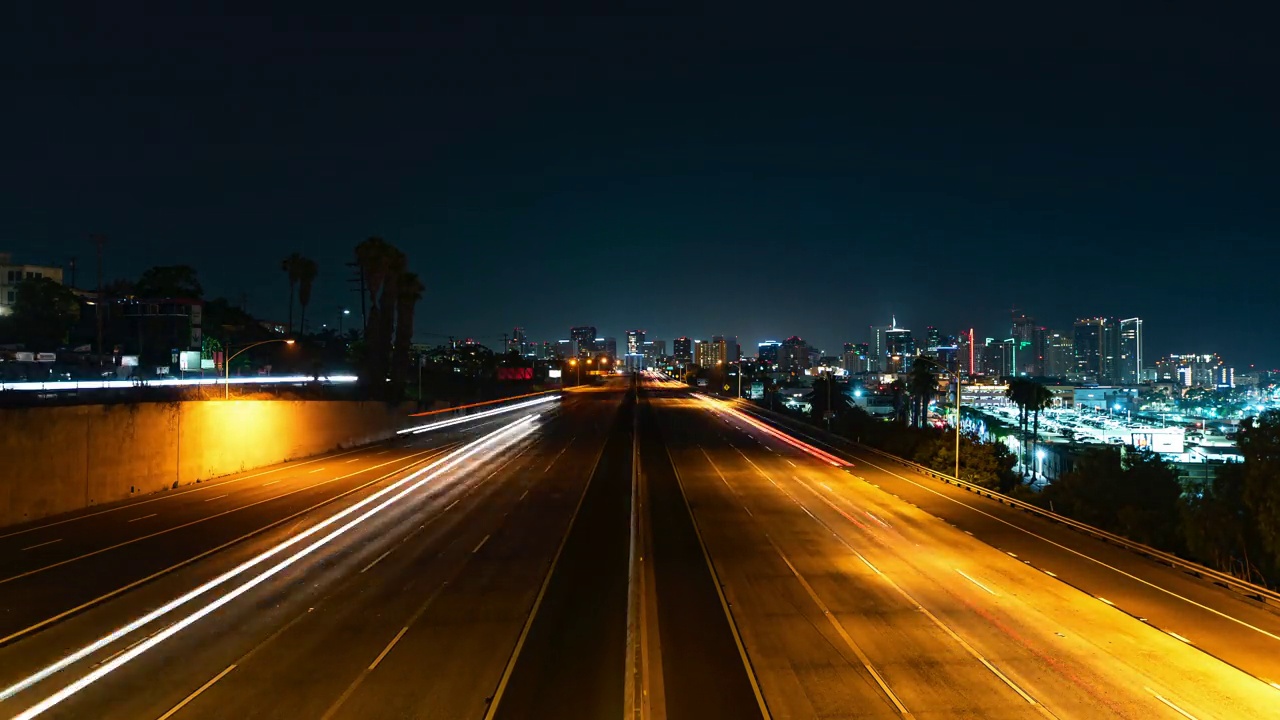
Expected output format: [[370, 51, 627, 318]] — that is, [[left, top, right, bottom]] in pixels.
[[368, 627, 409, 671], [518, 489, 529, 501], [543, 437, 575, 473], [838, 449, 1280, 645], [668, 450, 773, 718], [1097, 597, 1115, 606], [484, 431, 611, 720], [155, 664, 236, 720], [20, 539, 61, 552], [1167, 631, 1192, 644], [360, 549, 394, 574], [0, 444, 458, 649], [308, 468, 326, 474], [730, 453, 1048, 714], [956, 569, 997, 596], [126, 515, 157, 523], [1143, 687, 1198, 719], [472, 534, 490, 553], [202, 495, 229, 503], [0, 444, 457, 588], [4, 418, 539, 719], [261, 480, 281, 487], [344, 458, 362, 464], [1044, 570, 1057, 578]]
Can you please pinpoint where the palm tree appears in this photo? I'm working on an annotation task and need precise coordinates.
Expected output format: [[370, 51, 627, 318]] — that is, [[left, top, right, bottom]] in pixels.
[[391, 271, 424, 388], [1029, 382, 1055, 473], [908, 357, 940, 428], [354, 237, 407, 396], [281, 253, 304, 334], [295, 256, 318, 334], [1005, 378, 1031, 470]]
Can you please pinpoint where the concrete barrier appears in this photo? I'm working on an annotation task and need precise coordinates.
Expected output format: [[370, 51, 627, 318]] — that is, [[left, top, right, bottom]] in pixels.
[[0, 399, 413, 527]]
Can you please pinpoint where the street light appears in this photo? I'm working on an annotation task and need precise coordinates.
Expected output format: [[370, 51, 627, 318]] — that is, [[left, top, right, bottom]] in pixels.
[[1036, 448, 1046, 479], [570, 358, 579, 386], [225, 338, 295, 399]]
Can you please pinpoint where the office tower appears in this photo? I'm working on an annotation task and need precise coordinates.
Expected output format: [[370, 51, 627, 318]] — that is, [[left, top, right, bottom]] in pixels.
[[626, 330, 645, 355], [1118, 318, 1143, 385], [555, 339, 573, 358], [778, 336, 810, 374], [674, 336, 693, 363], [694, 337, 727, 367], [1044, 331, 1074, 378], [958, 329, 975, 376], [1073, 318, 1106, 382], [925, 326, 941, 351], [757, 340, 781, 368], [570, 326, 597, 357], [884, 318, 915, 373]]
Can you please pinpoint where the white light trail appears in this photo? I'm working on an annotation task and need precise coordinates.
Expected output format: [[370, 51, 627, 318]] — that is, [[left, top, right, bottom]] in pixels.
[[397, 394, 560, 435], [0, 375, 358, 392], [2, 414, 537, 717]]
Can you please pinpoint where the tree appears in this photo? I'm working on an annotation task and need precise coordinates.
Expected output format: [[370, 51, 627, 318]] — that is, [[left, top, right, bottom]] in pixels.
[[1236, 411, 1280, 577], [907, 357, 939, 428], [1028, 382, 1055, 470], [1004, 378, 1034, 471], [354, 237, 406, 397], [134, 265, 203, 299], [1181, 463, 1265, 582], [807, 374, 851, 424], [391, 271, 424, 388], [295, 256, 318, 334], [281, 253, 303, 334], [12, 277, 80, 349]]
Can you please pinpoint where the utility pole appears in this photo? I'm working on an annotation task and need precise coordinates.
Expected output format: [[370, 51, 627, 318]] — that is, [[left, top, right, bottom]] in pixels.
[[90, 234, 106, 366], [345, 261, 366, 335]]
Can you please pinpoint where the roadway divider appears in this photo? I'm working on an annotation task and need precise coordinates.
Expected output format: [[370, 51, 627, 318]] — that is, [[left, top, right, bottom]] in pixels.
[[708, 395, 1280, 610]]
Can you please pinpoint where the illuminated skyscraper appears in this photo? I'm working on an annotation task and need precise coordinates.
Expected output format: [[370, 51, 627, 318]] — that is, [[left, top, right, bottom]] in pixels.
[[674, 336, 693, 363], [1118, 318, 1143, 385]]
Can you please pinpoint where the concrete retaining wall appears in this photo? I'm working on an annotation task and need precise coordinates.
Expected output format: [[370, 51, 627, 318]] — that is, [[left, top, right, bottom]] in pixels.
[[0, 400, 412, 527]]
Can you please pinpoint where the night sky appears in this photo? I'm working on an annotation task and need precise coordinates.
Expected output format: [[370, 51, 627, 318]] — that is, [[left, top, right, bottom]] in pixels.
[[4, 6, 1277, 364]]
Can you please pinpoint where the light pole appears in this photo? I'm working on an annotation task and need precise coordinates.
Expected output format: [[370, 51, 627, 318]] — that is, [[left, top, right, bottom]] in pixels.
[[339, 308, 350, 335], [225, 338, 295, 399]]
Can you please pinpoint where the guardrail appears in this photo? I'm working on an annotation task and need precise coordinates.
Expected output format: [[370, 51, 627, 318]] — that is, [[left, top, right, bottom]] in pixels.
[[721, 397, 1280, 609]]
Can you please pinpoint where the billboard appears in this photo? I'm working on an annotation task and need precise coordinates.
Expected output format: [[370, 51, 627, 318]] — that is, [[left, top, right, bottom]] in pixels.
[[548, 369, 562, 379], [497, 367, 534, 381], [749, 381, 765, 400], [1131, 429, 1185, 454]]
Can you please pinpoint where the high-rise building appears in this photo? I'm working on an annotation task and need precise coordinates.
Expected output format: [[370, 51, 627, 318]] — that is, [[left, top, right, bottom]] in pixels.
[[842, 342, 872, 373], [509, 327, 528, 356], [1072, 318, 1105, 382], [570, 326, 597, 357], [694, 337, 727, 368], [1010, 313, 1040, 375], [674, 336, 693, 363], [778, 336, 810, 374], [1156, 353, 1228, 389], [626, 330, 645, 355], [555, 339, 573, 358], [757, 340, 781, 368], [649, 339, 666, 357], [958, 329, 975, 376], [723, 335, 740, 362], [1118, 318, 1143, 385], [884, 320, 915, 373], [597, 336, 617, 360], [1044, 331, 1073, 378], [868, 324, 890, 373], [925, 326, 941, 351]]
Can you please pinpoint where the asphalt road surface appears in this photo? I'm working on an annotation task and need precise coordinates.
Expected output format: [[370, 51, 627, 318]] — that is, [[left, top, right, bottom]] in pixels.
[[1, 378, 1277, 719]]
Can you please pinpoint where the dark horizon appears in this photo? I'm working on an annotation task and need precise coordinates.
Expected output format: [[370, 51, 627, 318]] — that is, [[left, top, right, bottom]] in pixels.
[[4, 7, 1276, 365]]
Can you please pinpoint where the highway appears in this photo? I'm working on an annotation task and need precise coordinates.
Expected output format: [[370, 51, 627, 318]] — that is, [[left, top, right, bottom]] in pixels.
[[0, 376, 1277, 718]]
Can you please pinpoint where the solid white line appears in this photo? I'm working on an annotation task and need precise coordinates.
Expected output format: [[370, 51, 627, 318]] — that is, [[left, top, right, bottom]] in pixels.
[[127, 514, 157, 523], [156, 665, 236, 720], [360, 549, 394, 574], [1144, 686, 1198, 719], [203, 495, 229, 502], [472, 534, 490, 554], [955, 569, 997, 596], [20, 539, 61, 552], [368, 627, 409, 671]]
